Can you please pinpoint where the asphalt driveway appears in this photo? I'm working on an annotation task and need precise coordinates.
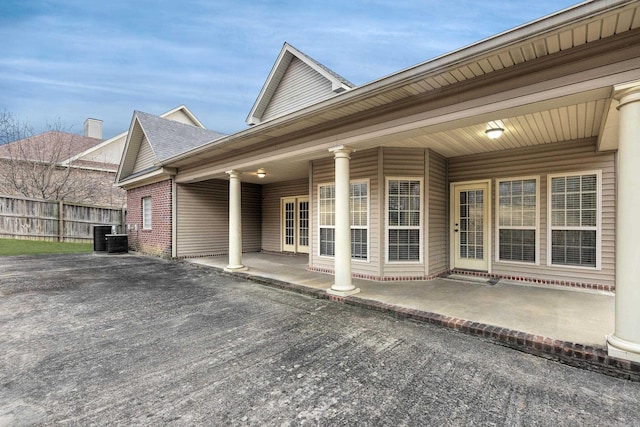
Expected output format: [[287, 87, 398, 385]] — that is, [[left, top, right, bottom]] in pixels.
[[1, 253, 639, 426]]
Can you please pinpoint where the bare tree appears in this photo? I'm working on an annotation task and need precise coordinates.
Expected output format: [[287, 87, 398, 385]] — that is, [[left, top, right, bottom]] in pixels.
[[0, 111, 125, 206]]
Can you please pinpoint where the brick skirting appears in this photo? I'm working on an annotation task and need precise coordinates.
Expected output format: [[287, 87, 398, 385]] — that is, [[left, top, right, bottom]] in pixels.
[[449, 269, 614, 292], [307, 266, 614, 292]]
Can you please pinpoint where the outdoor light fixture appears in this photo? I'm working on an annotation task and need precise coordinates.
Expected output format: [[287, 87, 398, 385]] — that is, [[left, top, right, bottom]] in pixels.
[[485, 127, 504, 139], [257, 168, 266, 178]]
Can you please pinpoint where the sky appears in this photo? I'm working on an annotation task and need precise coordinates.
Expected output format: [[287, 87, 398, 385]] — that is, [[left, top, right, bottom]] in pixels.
[[1, 0, 583, 140]]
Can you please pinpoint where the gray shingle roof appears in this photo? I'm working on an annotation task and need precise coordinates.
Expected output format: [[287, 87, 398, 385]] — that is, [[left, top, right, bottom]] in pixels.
[[135, 111, 226, 161]]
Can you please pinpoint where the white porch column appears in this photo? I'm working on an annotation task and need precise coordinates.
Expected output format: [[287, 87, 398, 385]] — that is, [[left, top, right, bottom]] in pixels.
[[608, 83, 640, 362], [225, 170, 247, 272], [328, 146, 360, 296]]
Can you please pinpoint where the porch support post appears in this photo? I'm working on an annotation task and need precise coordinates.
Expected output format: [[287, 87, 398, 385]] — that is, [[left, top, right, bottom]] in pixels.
[[328, 145, 360, 296], [607, 82, 640, 362], [225, 170, 247, 272]]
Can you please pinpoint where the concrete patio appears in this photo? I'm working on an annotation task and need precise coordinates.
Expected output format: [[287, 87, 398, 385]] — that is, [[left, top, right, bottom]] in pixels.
[[188, 253, 614, 347], [186, 253, 640, 379]]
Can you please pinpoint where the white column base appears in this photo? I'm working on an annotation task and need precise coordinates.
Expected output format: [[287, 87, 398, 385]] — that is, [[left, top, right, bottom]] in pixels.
[[327, 286, 360, 296], [224, 265, 248, 272], [607, 334, 640, 363]]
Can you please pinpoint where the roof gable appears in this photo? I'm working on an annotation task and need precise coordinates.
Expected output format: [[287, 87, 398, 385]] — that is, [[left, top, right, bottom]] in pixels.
[[246, 43, 354, 125], [116, 111, 226, 183]]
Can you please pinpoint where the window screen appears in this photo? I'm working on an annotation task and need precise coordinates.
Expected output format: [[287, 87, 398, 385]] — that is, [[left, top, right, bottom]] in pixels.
[[498, 178, 537, 263], [387, 179, 421, 261], [550, 173, 598, 267]]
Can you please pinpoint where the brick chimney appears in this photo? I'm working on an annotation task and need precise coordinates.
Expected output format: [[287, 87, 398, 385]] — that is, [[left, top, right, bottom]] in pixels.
[[84, 118, 103, 140]]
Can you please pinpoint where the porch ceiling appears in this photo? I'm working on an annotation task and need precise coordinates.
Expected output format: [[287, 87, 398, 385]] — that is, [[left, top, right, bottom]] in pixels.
[[379, 98, 611, 158], [217, 93, 614, 186]]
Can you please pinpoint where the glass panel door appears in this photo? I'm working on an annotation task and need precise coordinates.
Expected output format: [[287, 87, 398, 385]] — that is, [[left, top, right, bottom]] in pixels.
[[282, 198, 296, 252], [281, 196, 309, 254], [297, 198, 310, 254], [452, 182, 490, 271]]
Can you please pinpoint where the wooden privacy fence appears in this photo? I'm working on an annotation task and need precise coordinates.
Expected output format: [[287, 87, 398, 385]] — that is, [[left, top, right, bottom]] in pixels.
[[0, 195, 125, 242]]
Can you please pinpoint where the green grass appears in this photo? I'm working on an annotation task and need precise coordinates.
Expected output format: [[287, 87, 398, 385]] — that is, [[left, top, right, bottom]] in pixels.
[[0, 238, 93, 256]]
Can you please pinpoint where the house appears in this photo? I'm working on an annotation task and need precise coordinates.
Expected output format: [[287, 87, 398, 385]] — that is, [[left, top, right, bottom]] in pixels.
[[0, 120, 126, 206], [116, 0, 640, 363], [0, 105, 206, 209]]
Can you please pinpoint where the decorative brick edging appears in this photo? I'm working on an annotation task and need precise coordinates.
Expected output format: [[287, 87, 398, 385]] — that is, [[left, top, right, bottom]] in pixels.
[[448, 269, 614, 292], [306, 266, 443, 282], [342, 296, 640, 382], [306, 266, 614, 292], [191, 262, 638, 381]]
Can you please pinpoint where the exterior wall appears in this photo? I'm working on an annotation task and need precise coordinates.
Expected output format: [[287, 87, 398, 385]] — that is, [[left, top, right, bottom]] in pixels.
[[127, 179, 172, 257], [309, 147, 445, 280], [428, 150, 449, 276], [175, 179, 261, 258], [242, 182, 262, 253], [310, 148, 381, 278], [163, 109, 200, 126], [448, 138, 615, 288], [262, 57, 334, 121], [382, 148, 429, 278], [80, 138, 125, 165], [132, 137, 155, 174], [261, 177, 309, 252]]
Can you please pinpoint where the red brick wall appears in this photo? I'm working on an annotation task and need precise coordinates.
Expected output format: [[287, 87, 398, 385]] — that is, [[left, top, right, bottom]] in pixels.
[[126, 179, 172, 257]]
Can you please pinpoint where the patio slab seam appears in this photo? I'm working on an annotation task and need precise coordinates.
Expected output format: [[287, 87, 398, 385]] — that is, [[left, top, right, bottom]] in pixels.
[[187, 260, 640, 382]]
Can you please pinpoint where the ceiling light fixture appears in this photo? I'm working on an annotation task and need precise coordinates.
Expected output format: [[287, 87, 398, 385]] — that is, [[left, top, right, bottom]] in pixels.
[[257, 168, 266, 178], [485, 127, 504, 139]]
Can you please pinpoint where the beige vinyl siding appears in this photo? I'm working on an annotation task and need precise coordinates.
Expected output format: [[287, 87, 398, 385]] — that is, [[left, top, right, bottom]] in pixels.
[[448, 138, 615, 287], [132, 136, 156, 174], [310, 148, 380, 277], [428, 149, 448, 276], [262, 178, 308, 252], [163, 109, 198, 126], [382, 148, 428, 277], [242, 183, 262, 252], [262, 57, 334, 121], [176, 180, 261, 257]]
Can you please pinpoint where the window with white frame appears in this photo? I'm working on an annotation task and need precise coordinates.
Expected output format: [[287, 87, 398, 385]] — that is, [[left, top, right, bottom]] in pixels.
[[497, 178, 538, 263], [549, 172, 599, 268], [387, 179, 421, 262], [318, 181, 368, 260], [142, 196, 152, 229]]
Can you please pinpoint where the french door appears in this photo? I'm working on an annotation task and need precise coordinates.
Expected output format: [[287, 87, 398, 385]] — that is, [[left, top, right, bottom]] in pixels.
[[281, 196, 309, 254], [451, 181, 490, 271]]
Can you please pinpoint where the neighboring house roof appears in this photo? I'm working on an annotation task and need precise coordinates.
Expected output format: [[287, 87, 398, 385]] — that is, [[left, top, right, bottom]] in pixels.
[[116, 111, 226, 184], [0, 131, 102, 163], [65, 105, 205, 170], [246, 43, 354, 125]]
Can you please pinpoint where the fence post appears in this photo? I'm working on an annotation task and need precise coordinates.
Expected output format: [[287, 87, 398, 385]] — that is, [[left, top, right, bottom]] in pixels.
[[58, 200, 64, 242]]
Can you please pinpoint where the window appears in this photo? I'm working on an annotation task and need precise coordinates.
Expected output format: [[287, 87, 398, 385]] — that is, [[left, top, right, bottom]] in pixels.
[[318, 181, 368, 260], [497, 178, 538, 263], [142, 197, 152, 229], [350, 182, 368, 260], [549, 172, 599, 268], [387, 179, 421, 262]]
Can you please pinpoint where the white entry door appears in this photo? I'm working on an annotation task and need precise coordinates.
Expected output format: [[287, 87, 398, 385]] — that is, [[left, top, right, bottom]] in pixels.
[[282, 196, 309, 254], [452, 181, 490, 271]]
